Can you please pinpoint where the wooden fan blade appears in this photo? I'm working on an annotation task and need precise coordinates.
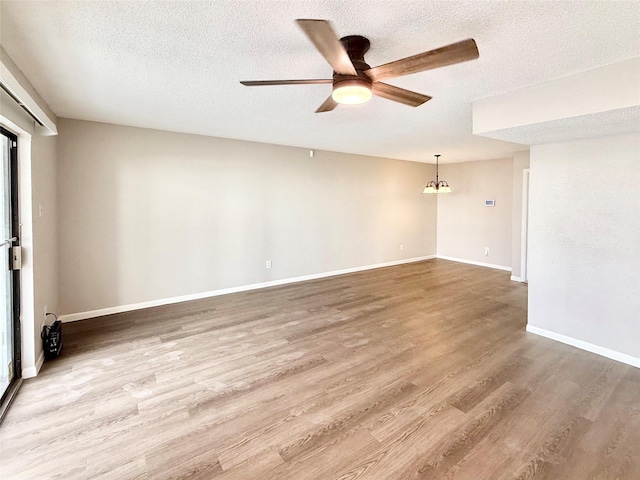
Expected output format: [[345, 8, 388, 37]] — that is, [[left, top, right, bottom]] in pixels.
[[315, 95, 338, 113], [240, 79, 333, 86], [296, 19, 357, 76], [372, 83, 432, 107], [365, 39, 479, 82]]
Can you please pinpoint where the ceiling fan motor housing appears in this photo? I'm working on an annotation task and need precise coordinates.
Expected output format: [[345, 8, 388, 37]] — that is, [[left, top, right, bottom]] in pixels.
[[332, 71, 373, 89], [337, 35, 372, 74], [340, 35, 370, 63], [332, 35, 373, 102]]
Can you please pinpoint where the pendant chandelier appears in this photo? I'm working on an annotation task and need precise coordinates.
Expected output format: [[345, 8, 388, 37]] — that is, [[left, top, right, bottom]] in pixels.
[[423, 154, 452, 194]]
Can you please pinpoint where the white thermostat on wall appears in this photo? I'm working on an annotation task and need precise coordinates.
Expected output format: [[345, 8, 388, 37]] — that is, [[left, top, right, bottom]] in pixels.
[[485, 199, 495, 207]]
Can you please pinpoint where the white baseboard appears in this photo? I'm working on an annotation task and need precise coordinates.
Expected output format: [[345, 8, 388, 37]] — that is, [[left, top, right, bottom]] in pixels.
[[22, 350, 45, 378], [59, 255, 437, 323], [510, 275, 524, 282], [526, 324, 640, 368], [436, 255, 512, 272]]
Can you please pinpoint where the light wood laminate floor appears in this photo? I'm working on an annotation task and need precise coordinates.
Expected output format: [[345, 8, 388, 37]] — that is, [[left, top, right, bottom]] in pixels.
[[1, 259, 638, 479]]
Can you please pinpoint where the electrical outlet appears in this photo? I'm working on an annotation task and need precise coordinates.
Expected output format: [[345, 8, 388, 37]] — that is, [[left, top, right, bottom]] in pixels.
[[485, 247, 489, 256], [266, 260, 272, 269], [400, 244, 404, 251]]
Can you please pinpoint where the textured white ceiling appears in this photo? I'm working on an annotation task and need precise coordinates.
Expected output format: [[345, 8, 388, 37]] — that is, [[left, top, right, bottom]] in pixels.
[[1, 1, 639, 163]]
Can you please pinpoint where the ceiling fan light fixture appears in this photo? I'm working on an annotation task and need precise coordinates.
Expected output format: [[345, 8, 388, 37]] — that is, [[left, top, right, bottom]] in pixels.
[[332, 78, 372, 105]]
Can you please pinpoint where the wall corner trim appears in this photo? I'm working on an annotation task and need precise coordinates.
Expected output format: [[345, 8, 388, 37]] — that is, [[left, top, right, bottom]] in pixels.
[[526, 324, 640, 368], [22, 350, 45, 378], [510, 275, 524, 282], [59, 255, 437, 323], [435, 255, 512, 272]]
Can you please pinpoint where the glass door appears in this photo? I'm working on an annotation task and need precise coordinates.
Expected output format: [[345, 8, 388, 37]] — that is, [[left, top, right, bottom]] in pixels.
[[0, 127, 19, 404]]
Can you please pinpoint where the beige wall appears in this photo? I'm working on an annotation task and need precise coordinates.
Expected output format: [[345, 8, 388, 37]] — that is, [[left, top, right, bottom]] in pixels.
[[436, 158, 514, 269], [57, 119, 437, 316], [31, 134, 59, 348], [511, 151, 530, 280], [528, 132, 640, 361]]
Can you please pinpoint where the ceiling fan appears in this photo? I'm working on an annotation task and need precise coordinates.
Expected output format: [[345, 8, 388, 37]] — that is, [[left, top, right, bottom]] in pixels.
[[240, 19, 479, 113]]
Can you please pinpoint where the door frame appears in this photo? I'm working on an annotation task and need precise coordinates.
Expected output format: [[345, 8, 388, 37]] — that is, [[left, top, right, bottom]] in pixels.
[[1, 109, 37, 384], [520, 168, 530, 283], [0, 125, 22, 418]]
